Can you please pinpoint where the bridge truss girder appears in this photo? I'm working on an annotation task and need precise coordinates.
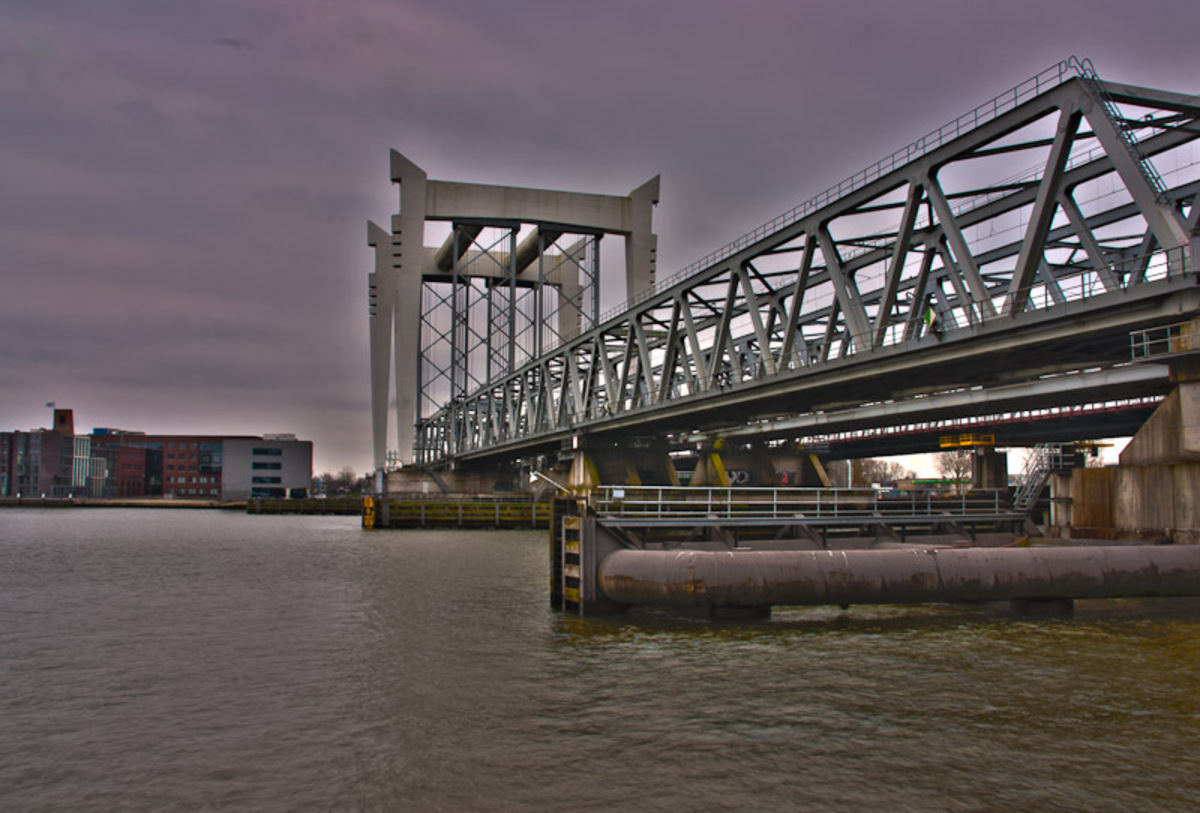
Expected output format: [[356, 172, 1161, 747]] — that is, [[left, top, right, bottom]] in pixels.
[[416, 61, 1200, 467]]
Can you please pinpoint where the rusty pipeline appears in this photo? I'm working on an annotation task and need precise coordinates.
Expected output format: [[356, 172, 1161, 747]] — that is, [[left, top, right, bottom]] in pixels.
[[597, 546, 1200, 609]]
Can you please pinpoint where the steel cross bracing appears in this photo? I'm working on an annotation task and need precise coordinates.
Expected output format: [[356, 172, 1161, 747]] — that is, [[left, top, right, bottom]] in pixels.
[[415, 223, 602, 461], [416, 60, 1200, 467]]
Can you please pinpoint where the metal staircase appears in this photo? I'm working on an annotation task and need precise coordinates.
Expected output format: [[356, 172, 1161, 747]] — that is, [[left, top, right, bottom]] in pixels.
[[1012, 444, 1071, 513]]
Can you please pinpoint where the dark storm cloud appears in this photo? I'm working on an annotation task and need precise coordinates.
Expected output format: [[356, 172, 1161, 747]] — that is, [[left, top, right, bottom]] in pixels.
[[3, 0, 1200, 472]]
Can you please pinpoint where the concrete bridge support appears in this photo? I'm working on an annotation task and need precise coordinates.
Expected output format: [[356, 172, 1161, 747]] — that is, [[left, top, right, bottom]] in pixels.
[[689, 442, 832, 488], [566, 440, 680, 494], [1052, 378, 1200, 542], [971, 449, 1009, 492]]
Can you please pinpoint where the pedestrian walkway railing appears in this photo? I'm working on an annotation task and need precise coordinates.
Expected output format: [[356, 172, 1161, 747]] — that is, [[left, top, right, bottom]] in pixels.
[[1130, 318, 1200, 362]]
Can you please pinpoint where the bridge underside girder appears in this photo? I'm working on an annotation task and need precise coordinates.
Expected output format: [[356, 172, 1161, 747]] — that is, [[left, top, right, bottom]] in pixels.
[[414, 60, 1200, 469]]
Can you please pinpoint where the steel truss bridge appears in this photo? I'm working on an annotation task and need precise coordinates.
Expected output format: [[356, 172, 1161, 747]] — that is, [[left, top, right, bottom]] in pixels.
[[409, 58, 1200, 468]]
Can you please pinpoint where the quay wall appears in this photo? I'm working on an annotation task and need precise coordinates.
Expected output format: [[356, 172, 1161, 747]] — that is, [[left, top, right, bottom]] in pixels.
[[1052, 464, 1200, 545]]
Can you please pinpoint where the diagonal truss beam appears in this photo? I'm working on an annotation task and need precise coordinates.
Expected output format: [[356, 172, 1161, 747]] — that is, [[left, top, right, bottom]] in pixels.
[[1004, 105, 1083, 315]]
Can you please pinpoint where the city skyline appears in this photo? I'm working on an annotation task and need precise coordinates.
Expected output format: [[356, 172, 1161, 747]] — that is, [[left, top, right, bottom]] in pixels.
[[4, 1, 1199, 474]]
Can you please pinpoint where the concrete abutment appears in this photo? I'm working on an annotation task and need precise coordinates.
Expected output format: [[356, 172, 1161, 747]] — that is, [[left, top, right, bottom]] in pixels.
[[1051, 380, 1200, 544]]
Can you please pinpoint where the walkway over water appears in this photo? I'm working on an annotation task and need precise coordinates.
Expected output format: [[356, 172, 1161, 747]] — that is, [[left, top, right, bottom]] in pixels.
[[372, 59, 1200, 469]]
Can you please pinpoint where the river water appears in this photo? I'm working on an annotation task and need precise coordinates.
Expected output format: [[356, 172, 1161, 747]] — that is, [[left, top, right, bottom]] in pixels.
[[1, 509, 1198, 811]]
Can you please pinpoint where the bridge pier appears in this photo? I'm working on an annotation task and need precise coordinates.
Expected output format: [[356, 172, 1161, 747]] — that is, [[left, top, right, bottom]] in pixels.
[[690, 441, 831, 488], [566, 439, 680, 494], [971, 449, 1009, 492]]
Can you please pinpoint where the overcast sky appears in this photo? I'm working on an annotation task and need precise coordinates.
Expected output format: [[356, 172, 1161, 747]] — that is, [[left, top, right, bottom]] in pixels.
[[4, 0, 1200, 474]]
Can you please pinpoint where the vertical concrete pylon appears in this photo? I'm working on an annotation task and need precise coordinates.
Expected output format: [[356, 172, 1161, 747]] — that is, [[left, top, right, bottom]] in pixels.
[[367, 221, 394, 471], [626, 175, 660, 300], [387, 150, 428, 469]]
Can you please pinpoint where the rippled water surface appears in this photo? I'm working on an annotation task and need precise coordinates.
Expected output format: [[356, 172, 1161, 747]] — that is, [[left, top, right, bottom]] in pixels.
[[2, 509, 1199, 811]]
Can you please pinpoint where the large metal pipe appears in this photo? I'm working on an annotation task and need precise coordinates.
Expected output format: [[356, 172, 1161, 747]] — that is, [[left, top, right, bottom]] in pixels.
[[598, 546, 1200, 608]]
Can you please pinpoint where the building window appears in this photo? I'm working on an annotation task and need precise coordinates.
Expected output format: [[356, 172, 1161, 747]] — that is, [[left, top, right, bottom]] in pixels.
[[252, 476, 282, 484], [252, 462, 282, 470], [252, 448, 283, 456], [199, 442, 222, 474]]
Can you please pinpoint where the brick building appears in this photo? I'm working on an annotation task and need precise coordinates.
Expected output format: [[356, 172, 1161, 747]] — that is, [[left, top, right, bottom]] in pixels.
[[0, 410, 312, 501], [0, 409, 76, 497]]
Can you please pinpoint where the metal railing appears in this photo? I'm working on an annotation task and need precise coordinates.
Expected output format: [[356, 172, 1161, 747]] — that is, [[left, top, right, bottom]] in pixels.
[[1131, 318, 1200, 361], [1012, 444, 1070, 512], [591, 485, 1010, 522]]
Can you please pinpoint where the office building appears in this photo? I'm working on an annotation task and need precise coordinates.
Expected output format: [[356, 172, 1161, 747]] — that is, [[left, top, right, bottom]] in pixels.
[[0, 409, 312, 501]]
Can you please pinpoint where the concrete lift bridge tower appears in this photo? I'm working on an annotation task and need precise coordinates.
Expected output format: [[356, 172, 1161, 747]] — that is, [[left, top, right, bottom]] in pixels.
[[367, 150, 660, 476]]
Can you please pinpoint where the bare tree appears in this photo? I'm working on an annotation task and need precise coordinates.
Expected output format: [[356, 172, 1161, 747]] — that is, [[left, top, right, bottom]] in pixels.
[[935, 449, 973, 493], [851, 458, 915, 487], [827, 458, 915, 488], [315, 466, 361, 495]]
